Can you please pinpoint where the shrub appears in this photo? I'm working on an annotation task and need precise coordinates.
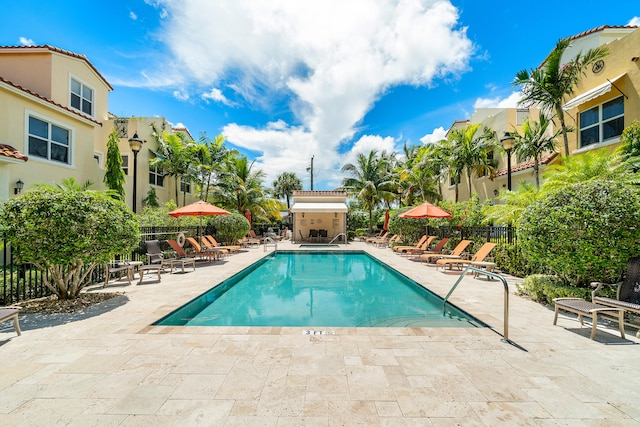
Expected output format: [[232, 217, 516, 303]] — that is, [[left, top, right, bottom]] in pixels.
[[519, 180, 640, 286], [493, 243, 542, 277], [515, 274, 592, 304], [1, 189, 139, 299], [207, 213, 250, 245]]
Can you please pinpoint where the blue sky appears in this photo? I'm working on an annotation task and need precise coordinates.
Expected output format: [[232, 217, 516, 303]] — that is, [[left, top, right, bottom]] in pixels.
[[2, 1, 638, 190]]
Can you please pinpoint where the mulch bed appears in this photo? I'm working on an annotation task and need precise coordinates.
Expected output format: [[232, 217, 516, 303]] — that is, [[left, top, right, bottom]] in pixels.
[[16, 292, 124, 314]]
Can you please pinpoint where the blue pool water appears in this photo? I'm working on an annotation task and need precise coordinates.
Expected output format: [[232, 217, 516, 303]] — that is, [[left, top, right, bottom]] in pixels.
[[155, 251, 484, 328]]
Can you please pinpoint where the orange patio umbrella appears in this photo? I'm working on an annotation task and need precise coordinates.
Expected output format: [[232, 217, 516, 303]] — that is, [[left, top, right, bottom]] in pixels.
[[169, 201, 230, 235], [399, 202, 451, 219], [399, 202, 451, 236]]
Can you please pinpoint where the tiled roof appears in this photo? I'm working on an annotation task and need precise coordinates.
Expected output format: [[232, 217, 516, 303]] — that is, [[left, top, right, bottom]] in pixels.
[[0, 75, 102, 126], [0, 45, 113, 90], [494, 152, 558, 177], [0, 143, 28, 162], [569, 25, 638, 41], [293, 191, 347, 197]]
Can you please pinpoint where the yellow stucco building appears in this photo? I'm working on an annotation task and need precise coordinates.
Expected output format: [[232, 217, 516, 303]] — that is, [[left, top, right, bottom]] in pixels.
[[440, 25, 639, 203], [0, 45, 198, 210]]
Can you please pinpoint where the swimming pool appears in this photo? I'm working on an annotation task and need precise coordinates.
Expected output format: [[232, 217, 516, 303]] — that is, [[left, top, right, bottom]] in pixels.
[[154, 251, 484, 328]]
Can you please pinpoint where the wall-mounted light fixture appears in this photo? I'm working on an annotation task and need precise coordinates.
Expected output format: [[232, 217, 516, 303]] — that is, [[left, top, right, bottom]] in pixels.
[[14, 178, 24, 195], [302, 212, 305, 218]]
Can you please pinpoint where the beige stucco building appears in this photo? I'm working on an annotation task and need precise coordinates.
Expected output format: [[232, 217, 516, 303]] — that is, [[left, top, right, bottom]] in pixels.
[[0, 45, 198, 210], [290, 191, 348, 244]]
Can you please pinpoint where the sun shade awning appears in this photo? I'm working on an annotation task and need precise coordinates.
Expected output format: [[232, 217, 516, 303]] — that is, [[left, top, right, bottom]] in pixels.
[[562, 74, 626, 111], [290, 202, 348, 213]]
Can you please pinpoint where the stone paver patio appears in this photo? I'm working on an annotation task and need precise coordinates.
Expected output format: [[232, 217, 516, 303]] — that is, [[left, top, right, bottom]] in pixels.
[[1, 240, 639, 426]]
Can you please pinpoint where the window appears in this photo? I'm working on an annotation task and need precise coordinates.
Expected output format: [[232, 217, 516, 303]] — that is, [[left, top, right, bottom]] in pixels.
[[516, 109, 529, 125], [121, 154, 129, 176], [479, 151, 494, 177], [180, 178, 191, 194], [579, 96, 624, 148], [149, 164, 164, 187], [94, 152, 103, 168], [70, 78, 94, 116], [28, 115, 71, 164]]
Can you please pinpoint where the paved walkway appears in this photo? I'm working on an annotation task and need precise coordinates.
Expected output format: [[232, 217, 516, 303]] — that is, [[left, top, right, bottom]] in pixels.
[[1, 241, 639, 426]]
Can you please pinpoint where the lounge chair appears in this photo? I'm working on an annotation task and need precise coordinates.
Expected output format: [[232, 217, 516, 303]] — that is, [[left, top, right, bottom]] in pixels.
[[204, 235, 241, 254], [365, 231, 388, 244], [420, 239, 469, 264], [186, 237, 221, 262], [378, 234, 401, 248], [249, 230, 266, 243], [166, 239, 197, 273], [592, 256, 640, 336], [436, 242, 496, 271], [395, 236, 434, 254], [370, 233, 397, 248], [145, 240, 170, 272], [0, 306, 22, 336], [393, 235, 428, 253]]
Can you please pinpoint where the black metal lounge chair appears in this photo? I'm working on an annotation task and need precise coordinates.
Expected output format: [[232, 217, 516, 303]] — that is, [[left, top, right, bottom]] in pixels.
[[592, 256, 640, 336]]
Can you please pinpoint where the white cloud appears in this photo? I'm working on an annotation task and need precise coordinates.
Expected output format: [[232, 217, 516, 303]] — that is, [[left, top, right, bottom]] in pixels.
[[173, 88, 189, 101], [147, 0, 473, 187], [129, 11, 138, 20], [473, 91, 521, 109], [19, 37, 35, 46], [201, 87, 232, 106], [628, 16, 640, 26], [420, 127, 447, 144]]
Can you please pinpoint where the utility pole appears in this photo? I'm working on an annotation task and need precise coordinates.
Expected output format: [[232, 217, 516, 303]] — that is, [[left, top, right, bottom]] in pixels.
[[307, 155, 314, 190]]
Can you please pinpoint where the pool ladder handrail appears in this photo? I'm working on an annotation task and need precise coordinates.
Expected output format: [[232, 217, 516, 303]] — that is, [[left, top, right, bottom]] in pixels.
[[328, 233, 348, 245], [263, 236, 277, 252], [442, 266, 511, 344]]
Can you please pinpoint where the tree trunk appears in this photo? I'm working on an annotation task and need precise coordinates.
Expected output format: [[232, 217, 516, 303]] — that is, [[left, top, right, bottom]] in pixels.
[[556, 106, 571, 157], [534, 158, 540, 188]]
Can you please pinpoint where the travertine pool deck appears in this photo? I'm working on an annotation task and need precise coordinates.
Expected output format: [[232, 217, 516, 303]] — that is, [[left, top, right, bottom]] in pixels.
[[1, 240, 639, 426]]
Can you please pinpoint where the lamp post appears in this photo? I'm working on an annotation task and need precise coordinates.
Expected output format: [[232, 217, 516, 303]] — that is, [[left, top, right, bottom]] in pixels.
[[14, 179, 24, 195], [128, 132, 143, 213], [500, 132, 515, 191]]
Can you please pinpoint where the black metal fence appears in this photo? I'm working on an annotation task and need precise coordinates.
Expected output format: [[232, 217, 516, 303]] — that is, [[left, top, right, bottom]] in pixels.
[[1, 224, 516, 305]]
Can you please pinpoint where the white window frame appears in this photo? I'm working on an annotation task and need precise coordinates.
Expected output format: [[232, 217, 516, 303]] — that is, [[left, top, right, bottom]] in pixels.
[[25, 110, 74, 167], [121, 153, 130, 176], [69, 74, 95, 117], [149, 163, 164, 187], [94, 151, 104, 169], [180, 177, 191, 194], [516, 109, 529, 126], [578, 96, 624, 149]]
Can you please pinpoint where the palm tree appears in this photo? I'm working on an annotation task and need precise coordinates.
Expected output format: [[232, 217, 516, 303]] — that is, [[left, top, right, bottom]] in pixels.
[[193, 134, 227, 202], [149, 130, 197, 205], [447, 124, 497, 198], [214, 151, 283, 222], [512, 115, 562, 188], [272, 172, 303, 209], [483, 182, 540, 226], [340, 150, 397, 233], [540, 148, 637, 194], [513, 38, 608, 157], [397, 143, 440, 205]]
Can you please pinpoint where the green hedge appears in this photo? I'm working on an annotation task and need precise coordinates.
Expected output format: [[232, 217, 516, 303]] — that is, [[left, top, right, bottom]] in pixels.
[[515, 274, 617, 305]]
